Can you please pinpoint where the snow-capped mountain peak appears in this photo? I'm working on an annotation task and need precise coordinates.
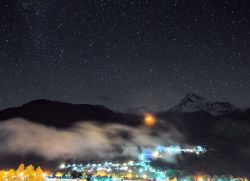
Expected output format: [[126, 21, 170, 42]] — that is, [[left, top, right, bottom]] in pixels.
[[169, 93, 238, 116]]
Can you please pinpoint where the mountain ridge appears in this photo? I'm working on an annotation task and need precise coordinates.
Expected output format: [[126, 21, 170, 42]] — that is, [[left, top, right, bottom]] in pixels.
[[0, 94, 247, 127], [168, 93, 239, 116], [0, 99, 143, 127]]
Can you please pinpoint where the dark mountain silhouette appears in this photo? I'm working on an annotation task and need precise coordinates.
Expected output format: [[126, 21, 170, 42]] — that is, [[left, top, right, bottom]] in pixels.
[[0, 99, 143, 127]]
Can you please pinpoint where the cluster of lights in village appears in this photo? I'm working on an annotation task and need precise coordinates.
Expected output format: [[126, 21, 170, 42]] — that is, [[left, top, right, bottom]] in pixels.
[[51, 158, 247, 181], [0, 160, 248, 181], [0, 164, 46, 181], [44, 144, 246, 181]]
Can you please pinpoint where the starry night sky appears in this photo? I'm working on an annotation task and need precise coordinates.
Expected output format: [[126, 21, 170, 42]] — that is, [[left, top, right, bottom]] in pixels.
[[0, 0, 250, 111]]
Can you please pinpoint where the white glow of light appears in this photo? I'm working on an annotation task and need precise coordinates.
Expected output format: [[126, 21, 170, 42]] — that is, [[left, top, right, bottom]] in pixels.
[[59, 163, 66, 169]]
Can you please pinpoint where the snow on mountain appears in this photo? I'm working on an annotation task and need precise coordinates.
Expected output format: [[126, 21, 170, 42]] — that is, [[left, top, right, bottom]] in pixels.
[[169, 93, 238, 116]]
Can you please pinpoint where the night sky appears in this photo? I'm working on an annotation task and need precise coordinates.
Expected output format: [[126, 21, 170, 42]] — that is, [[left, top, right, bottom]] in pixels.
[[0, 0, 250, 111]]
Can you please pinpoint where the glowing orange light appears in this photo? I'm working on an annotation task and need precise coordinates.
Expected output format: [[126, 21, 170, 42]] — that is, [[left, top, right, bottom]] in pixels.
[[144, 114, 156, 127], [197, 176, 204, 181]]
